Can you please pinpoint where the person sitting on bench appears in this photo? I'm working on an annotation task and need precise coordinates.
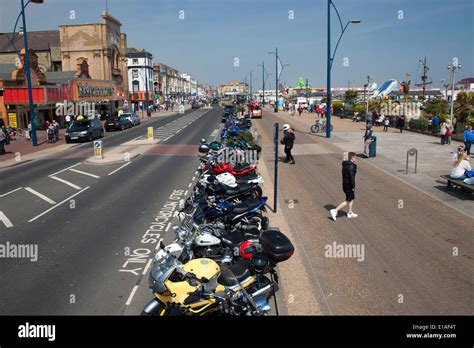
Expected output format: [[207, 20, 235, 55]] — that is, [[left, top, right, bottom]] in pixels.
[[450, 152, 471, 180]]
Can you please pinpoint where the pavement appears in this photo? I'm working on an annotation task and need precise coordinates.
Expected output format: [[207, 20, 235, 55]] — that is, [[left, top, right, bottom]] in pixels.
[[0, 105, 220, 315], [249, 106, 473, 315]]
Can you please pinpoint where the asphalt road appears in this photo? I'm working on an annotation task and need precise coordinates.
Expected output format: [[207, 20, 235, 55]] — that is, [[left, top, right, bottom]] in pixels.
[[255, 112, 473, 315], [0, 106, 222, 315]]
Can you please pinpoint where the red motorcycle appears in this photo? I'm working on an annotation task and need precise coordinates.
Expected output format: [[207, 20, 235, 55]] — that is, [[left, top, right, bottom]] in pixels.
[[204, 161, 256, 176]]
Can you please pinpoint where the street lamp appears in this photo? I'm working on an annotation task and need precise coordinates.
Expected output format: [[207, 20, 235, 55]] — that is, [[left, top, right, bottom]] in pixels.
[[447, 60, 461, 123], [257, 62, 269, 106], [268, 48, 287, 113], [19, 0, 44, 146], [326, 0, 360, 138]]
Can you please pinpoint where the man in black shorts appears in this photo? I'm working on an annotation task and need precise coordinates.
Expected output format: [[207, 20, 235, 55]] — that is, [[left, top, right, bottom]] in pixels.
[[330, 152, 358, 220]]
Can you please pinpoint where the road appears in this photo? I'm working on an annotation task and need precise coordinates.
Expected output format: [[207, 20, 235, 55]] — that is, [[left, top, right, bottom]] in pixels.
[[254, 111, 473, 315], [0, 106, 222, 315]]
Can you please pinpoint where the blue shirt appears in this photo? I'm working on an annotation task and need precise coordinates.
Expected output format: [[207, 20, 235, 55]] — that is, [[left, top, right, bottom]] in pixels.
[[464, 130, 474, 141], [433, 116, 439, 125]]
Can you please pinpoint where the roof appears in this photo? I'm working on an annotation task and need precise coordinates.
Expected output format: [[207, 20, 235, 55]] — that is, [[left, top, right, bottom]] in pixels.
[[44, 71, 76, 83], [126, 50, 153, 59], [0, 30, 60, 54]]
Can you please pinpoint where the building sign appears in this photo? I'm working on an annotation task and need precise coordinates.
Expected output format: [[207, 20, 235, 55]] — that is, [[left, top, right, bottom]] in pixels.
[[8, 113, 17, 128], [78, 83, 115, 98]]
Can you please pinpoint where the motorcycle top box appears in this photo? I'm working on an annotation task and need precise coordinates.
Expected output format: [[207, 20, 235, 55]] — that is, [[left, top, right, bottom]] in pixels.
[[259, 229, 294, 263]]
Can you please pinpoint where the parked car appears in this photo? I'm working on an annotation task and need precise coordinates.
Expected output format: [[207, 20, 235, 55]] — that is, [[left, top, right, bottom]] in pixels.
[[192, 102, 200, 109], [122, 112, 140, 126], [104, 115, 133, 131], [65, 117, 104, 143]]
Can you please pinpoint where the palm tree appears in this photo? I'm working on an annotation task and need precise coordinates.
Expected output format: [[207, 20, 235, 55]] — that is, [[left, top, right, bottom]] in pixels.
[[454, 92, 473, 122]]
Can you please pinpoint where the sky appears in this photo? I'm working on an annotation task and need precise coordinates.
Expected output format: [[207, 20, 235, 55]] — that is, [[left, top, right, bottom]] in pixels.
[[1, 0, 473, 90]]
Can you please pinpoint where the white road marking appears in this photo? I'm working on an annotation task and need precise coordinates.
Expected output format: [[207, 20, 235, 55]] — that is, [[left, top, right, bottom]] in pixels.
[[69, 168, 100, 178], [50, 176, 82, 190], [132, 136, 142, 140], [28, 186, 90, 222], [0, 187, 23, 197], [49, 162, 82, 177], [107, 162, 131, 176], [155, 238, 163, 250], [24, 187, 57, 205], [165, 222, 171, 232], [142, 258, 153, 275], [188, 182, 192, 188], [0, 211, 14, 228], [125, 285, 139, 306], [184, 190, 188, 196]]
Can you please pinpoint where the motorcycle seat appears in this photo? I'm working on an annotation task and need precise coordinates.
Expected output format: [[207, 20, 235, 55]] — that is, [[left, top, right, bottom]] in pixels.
[[222, 182, 253, 196], [230, 197, 263, 215], [218, 260, 251, 287], [235, 172, 259, 182], [233, 163, 253, 172], [221, 231, 245, 248]]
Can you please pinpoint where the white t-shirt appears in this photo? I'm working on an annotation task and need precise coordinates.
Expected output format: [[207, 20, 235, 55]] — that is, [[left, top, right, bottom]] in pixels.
[[65, 115, 71, 122], [450, 160, 472, 178]]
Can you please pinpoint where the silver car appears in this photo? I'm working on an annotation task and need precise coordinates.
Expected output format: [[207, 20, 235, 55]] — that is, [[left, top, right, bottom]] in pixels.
[[122, 112, 141, 126]]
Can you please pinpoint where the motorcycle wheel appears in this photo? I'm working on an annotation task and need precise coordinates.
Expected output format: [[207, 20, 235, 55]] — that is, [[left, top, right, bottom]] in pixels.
[[140, 302, 166, 316], [310, 125, 318, 133]]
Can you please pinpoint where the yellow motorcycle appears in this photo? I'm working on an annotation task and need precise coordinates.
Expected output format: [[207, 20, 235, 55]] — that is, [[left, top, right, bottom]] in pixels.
[[142, 229, 294, 316]]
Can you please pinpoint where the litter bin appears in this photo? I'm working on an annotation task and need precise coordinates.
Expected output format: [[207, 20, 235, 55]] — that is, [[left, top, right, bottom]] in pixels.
[[369, 136, 377, 157]]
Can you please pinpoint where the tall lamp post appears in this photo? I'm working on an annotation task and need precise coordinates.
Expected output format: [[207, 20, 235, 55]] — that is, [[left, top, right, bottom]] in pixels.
[[447, 60, 461, 123], [326, 0, 360, 138], [258, 62, 270, 106], [20, 0, 44, 146]]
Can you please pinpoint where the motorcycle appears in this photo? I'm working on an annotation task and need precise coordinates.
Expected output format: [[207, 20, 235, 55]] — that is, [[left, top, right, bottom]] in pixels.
[[143, 229, 294, 316]]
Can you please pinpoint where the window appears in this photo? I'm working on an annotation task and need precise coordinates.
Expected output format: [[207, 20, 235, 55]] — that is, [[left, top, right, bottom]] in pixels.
[[132, 70, 138, 79], [132, 80, 140, 93], [133, 59, 138, 65]]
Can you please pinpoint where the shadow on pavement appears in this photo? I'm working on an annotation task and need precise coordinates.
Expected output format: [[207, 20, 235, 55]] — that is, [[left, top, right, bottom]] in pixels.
[[433, 182, 473, 201]]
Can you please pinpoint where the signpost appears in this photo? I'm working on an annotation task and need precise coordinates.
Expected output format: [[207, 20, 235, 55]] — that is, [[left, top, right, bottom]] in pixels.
[[273, 123, 279, 213], [8, 113, 17, 128], [147, 127, 154, 141], [94, 140, 103, 159]]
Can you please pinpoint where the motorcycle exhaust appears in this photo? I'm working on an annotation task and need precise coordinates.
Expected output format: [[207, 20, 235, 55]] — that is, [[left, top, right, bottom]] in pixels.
[[143, 298, 161, 314], [250, 282, 279, 299]]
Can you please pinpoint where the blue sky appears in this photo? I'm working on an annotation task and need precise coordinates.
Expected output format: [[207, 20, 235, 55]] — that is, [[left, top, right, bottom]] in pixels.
[[1, 0, 473, 89]]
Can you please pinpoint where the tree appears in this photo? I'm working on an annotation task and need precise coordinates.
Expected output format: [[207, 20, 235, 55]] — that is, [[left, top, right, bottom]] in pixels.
[[353, 104, 366, 114], [344, 90, 358, 105], [454, 92, 474, 122], [333, 102, 344, 115], [368, 99, 383, 114], [321, 97, 327, 104], [425, 98, 448, 116]]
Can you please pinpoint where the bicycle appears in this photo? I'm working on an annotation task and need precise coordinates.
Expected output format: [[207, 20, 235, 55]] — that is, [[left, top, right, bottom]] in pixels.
[[310, 119, 334, 133]]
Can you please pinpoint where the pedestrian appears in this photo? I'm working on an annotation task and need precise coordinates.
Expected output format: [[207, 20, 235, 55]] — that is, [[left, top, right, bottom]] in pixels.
[[281, 123, 295, 164], [330, 152, 358, 220], [0, 128, 6, 155], [363, 124, 374, 158], [65, 114, 71, 128], [52, 119, 60, 141], [432, 114, 439, 134], [428, 117, 432, 132], [397, 116, 405, 133], [444, 119, 454, 145], [298, 104, 303, 116], [452, 145, 466, 162], [463, 125, 473, 155], [450, 151, 471, 180], [383, 117, 390, 132]]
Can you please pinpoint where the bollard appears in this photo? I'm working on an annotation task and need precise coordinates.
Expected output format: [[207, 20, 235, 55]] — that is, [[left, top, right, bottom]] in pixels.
[[94, 140, 103, 159], [147, 127, 154, 141], [273, 123, 279, 212], [406, 148, 418, 174]]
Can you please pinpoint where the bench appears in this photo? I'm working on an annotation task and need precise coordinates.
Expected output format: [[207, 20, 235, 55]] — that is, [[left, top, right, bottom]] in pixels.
[[440, 175, 474, 193]]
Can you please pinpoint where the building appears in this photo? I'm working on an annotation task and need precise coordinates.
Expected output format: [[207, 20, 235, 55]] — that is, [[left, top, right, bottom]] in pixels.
[[0, 49, 125, 129], [219, 80, 248, 96], [0, 30, 62, 72], [126, 49, 153, 111], [59, 12, 129, 97]]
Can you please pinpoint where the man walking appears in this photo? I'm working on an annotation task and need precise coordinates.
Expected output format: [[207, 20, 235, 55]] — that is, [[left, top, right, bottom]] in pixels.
[[281, 124, 295, 164], [331, 152, 358, 220]]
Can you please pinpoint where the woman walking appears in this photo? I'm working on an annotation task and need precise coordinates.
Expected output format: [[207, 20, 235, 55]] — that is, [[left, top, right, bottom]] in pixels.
[[281, 124, 296, 164]]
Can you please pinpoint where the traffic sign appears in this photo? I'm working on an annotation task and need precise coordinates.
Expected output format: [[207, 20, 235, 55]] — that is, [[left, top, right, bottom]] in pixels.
[[94, 140, 103, 158]]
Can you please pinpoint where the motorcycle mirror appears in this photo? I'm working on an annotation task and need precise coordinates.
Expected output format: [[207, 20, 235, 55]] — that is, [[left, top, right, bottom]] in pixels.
[[200, 138, 206, 144]]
